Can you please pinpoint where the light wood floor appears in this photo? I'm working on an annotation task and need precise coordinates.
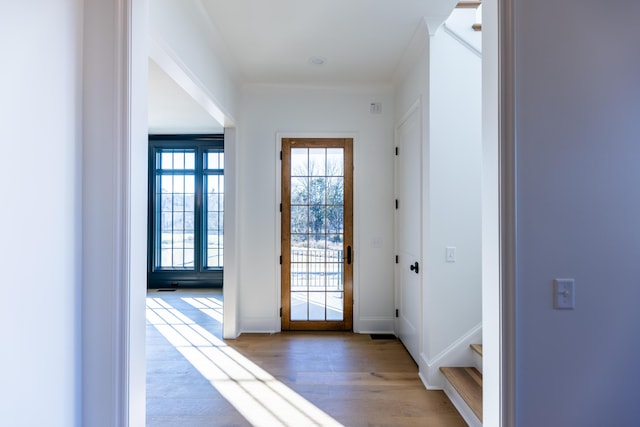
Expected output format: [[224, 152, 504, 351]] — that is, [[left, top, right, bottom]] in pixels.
[[146, 289, 466, 426]]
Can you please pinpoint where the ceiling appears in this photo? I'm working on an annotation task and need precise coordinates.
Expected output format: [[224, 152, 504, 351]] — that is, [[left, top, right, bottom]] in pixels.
[[148, 59, 224, 134], [148, 0, 461, 132], [200, 0, 457, 86]]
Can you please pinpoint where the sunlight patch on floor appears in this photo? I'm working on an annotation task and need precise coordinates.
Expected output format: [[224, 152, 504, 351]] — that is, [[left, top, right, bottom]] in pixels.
[[181, 297, 224, 323], [146, 297, 344, 427]]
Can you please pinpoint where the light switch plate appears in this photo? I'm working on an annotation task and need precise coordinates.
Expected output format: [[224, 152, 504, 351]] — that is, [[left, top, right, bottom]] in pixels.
[[553, 278, 575, 309], [446, 247, 456, 263]]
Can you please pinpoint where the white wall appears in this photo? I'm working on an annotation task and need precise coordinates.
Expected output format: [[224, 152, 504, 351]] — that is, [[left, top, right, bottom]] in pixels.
[[394, 17, 482, 388], [0, 1, 82, 426], [426, 24, 482, 361], [238, 84, 396, 333], [512, 1, 640, 425], [149, 0, 239, 123]]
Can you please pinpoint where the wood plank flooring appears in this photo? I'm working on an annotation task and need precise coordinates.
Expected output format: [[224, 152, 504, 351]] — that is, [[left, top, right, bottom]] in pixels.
[[146, 290, 466, 426]]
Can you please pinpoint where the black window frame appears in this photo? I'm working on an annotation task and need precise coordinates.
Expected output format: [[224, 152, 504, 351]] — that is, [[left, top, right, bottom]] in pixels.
[[147, 134, 224, 288]]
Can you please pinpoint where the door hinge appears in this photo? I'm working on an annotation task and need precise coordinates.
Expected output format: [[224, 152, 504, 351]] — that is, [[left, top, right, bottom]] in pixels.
[[395, 146, 399, 156], [280, 203, 282, 212], [280, 150, 282, 160], [395, 255, 399, 264], [395, 199, 399, 210], [279, 255, 282, 264], [279, 307, 282, 317], [395, 309, 399, 318]]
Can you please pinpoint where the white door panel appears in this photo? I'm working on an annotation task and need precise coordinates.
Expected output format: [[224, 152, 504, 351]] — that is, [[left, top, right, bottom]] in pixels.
[[395, 106, 422, 363]]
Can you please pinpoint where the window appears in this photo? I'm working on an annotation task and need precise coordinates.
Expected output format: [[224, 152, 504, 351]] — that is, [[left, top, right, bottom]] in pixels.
[[148, 135, 224, 288]]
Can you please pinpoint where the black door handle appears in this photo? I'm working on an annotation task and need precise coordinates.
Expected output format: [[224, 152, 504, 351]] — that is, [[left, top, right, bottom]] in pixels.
[[347, 246, 352, 265], [410, 261, 419, 274]]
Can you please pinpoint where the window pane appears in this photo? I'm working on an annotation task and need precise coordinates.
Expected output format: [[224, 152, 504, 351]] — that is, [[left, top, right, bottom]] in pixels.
[[309, 177, 326, 205], [174, 175, 184, 192], [291, 240, 308, 262], [326, 292, 344, 320], [161, 176, 173, 193], [185, 152, 195, 169], [309, 148, 326, 176], [160, 213, 172, 232], [184, 248, 194, 267], [291, 263, 308, 291], [207, 247, 221, 268], [291, 149, 308, 176], [172, 249, 183, 267], [160, 248, 171, 266], [174, 152, 184, 169], [208, 212, 219, 232], [160, 152, 173, 169], [291, 206, 308, 233], [291, 177, 308, 204], [184, 194, 194, 211], [161, 194, 172, 211], [207, 152, 217, 169], [290, 292, 308, 320], [326, 207, 344, 234], [184, 212, 194, 232], [326, 263, 343, 291], [185, 176, 195, 194], [206, 151, 224, 170], [327, 149, 343, 176], [156, 171, 195, 269], [204, 172, 224, 269], [309, 292, 326, 320], [326, 177, 343, 205]]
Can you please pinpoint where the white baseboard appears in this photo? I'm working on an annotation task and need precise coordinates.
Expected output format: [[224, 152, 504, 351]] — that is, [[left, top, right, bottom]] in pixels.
[[419, 323, 482, 389], [238, 315, 395, 335], [357, 316, 395, 334], [240, 316, 279, 334]]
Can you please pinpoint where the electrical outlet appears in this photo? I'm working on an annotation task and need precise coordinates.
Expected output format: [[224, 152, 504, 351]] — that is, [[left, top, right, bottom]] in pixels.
[[553, 278, 575, 309]]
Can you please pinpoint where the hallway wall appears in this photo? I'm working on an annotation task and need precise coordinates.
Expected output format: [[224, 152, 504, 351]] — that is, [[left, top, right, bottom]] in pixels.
[[238, 84, 396, 333], [394, 17, 482, 388], [513, 1, 640, 425], [0, 2, 82, 425]]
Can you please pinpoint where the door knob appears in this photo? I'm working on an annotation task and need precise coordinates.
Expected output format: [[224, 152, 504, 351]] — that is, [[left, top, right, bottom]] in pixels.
[[410, 261, 419, 274]]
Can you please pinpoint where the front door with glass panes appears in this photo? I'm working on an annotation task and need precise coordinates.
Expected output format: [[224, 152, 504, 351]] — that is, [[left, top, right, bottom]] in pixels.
[[148, 135, 224, 288], [281, 138, 353, 330]]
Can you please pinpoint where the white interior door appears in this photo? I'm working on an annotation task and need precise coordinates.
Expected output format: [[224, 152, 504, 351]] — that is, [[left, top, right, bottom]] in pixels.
[[395, 105, 422, 363]]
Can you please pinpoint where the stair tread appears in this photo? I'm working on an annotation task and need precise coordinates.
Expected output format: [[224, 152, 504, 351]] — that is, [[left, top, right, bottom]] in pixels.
[[470, 343, 483, 356], [440, 366, 483, 421]]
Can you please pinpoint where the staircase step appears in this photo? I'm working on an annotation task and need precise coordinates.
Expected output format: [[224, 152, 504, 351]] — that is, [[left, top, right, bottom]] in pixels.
[[470, 343, 482, 357], [440, 367, 483, 422]]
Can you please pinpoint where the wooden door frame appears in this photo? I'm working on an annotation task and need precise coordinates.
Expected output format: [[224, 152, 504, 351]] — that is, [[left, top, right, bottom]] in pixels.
[[276, 133, 358, 332]]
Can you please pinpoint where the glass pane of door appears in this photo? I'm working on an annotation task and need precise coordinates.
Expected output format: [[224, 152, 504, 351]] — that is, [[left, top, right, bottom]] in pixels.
[[290, 147, 344, 322]]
